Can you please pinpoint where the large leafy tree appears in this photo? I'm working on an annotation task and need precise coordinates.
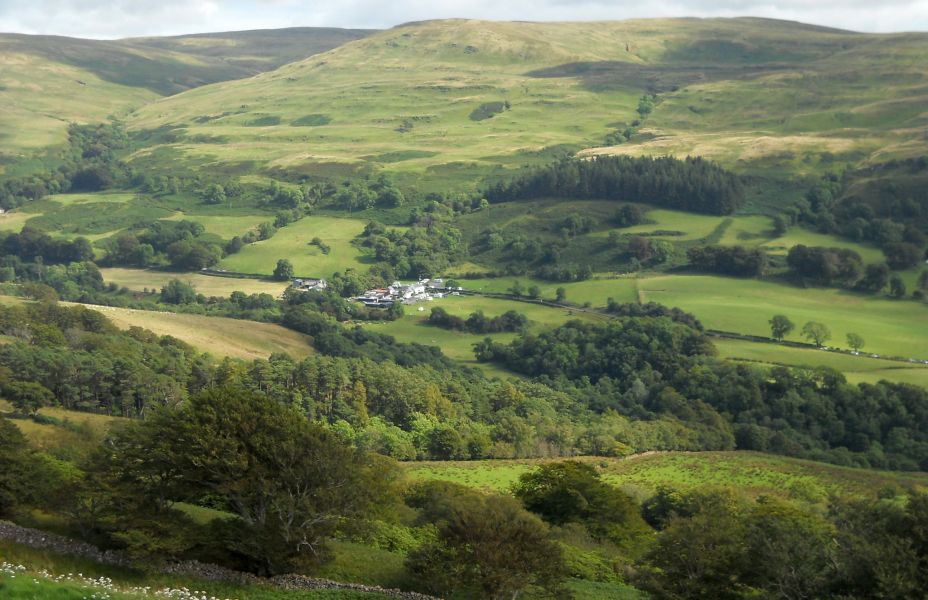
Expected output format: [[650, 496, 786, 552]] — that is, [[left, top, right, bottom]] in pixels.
[[514, 460, 650, 544], [92, 387, 395, 574]]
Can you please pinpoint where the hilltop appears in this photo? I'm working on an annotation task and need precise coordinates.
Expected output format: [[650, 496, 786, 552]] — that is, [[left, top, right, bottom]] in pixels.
[[122, 17, 928, 192]]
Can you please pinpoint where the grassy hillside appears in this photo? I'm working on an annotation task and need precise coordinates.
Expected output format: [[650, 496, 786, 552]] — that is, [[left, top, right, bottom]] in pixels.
[[127, 27, 375, 75], [406, 451, 928, 499], [100, 268, 289, 297], [67, 303, 314, 360], [125, 18, 928, 192], [0, 28, 372, 174], [219, 215, 370, 277], [637, 274, 928, 359]]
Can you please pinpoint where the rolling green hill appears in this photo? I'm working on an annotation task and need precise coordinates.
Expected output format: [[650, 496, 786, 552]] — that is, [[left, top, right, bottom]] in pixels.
[[0, 28, 373, 174], [126, 27, 376, 76], [123, 18, 928, 192]]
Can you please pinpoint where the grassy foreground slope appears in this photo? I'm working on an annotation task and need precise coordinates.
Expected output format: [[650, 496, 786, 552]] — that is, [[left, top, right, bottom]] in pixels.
[[127, 18, 928, 190], [0, 540, 395, 600]]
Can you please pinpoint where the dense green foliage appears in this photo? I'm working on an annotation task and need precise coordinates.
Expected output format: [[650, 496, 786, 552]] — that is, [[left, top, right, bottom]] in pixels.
[[0, 227, 95, 265], [358, 217, 464, 279], [406, 482, 565, 599], [798, 166, 927, 264], [478, 318, 928, 470], [0, 302, 211, 415], [487, 156, 744, 215], [787, 244, 864, 287], [87, 388, 392, 574], [426, 306, 527, 334], [687, 245, 768, 277], [514, 461, 650, 545], [635, 487, 928, 600]]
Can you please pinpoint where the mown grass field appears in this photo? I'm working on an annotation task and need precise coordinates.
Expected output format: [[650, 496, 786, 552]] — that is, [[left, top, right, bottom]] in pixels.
[[220, 216, 368, 277], [637, 275, 928, 358], [62, 303, 313, 360], [714, 338, 928, 387], [100, 267, 289, 297], [405, 451, 928, 500]]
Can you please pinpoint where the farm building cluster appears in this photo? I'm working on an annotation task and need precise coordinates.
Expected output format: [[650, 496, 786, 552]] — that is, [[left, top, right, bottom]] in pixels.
[[355, 279, 459, 308], [291, 278, 329, 292]]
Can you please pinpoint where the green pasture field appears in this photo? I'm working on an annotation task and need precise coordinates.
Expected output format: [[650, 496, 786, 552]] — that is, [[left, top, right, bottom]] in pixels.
[[717, 215, 774, 246], [405, 451, 928, 500], [637, 275, 928, 358], [713, 338, 928, 387], [219, 216, 368, 277], [185, 214, 264, 238], [0, 210, 33, 232], [61, 303, 313, 361], [15, 195, 178, 237], [361, 294, 605, 371], [457, 199, 620, 240], [460, 276, 640, 306], [761, 228, 886, 263], [100, 267, 289, 297], [603, 209, 728, 241]]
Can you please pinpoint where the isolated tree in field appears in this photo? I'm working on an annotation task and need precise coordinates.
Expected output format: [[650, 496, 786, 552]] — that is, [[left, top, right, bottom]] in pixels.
[[509, 280, 524, 297], [555, 287, 567, 302], [527, 284, 541, 299], [769, 315, 794, 341], [847, 333, 866, 353], [202, 183, 226, 205], [889, 274, 907, 299], [801, 321, 831, 347], [406, 494, 566, 600], [273, 259, 294, 281]]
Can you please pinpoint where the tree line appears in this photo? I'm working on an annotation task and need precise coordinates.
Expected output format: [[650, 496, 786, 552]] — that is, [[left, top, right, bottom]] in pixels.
[[486, 155, 745, 215], [476, 316, 928, 470], [426, 307, 528, 334]]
